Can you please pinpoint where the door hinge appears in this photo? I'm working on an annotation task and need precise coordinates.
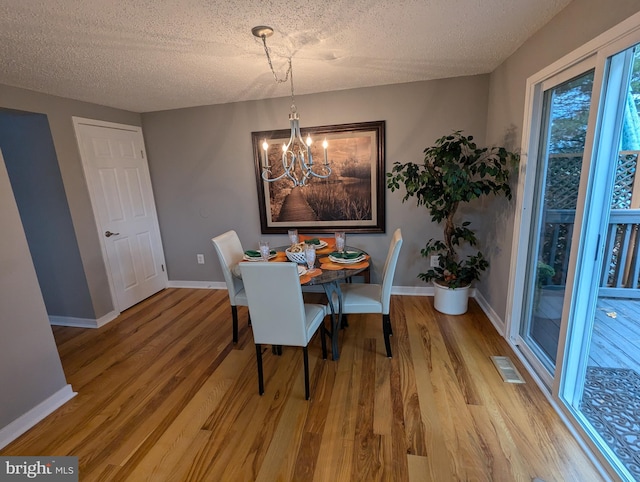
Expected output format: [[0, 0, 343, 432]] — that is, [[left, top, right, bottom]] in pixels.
[[141, 149, 144, 158], [161, 264, 165, 272]]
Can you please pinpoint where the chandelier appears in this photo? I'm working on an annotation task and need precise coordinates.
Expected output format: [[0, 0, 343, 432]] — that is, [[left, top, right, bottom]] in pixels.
[[252, 26, 331, 187]]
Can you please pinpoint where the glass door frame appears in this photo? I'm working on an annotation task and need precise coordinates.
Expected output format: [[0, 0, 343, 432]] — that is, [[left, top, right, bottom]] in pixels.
[[506, 56, 598, 391], [559, 40, 640, 482], [506, 12, 640, 481]]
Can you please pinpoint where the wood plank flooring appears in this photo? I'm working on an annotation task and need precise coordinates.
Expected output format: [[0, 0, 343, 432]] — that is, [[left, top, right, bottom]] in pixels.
[[1, 289, 604, 481]]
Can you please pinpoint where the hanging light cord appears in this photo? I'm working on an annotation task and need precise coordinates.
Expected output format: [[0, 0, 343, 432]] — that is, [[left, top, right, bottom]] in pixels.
[[257, 34, 297, 112]]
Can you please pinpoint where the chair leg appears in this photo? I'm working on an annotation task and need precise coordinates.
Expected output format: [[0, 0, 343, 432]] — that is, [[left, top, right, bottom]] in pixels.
[[383, 314, 392, 358], [255, 344, 264, 395], [303, 346, 310, 400], [341, 314, 349, 328], [320, 322, 327, 360], [231, 306, 239, 344]]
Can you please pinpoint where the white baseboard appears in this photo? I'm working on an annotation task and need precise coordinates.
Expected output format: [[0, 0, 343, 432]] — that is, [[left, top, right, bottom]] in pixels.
[[0, 384, 76, 450], [472, 290, 506, 336], [167, 280, 226, 289], [49, 310, 118, 329], [392, 285, 431, 296]]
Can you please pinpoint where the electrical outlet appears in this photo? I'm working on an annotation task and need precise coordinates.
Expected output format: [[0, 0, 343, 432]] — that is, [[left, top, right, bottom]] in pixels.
[[197, 254, 205, 264], [430, 255, 439, 267]]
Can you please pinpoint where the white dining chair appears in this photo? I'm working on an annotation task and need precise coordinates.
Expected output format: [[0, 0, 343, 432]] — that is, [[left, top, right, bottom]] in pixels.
[[339, 228, 403, 358], [212, 230, 249, 344], [239, 262, 328, 400]]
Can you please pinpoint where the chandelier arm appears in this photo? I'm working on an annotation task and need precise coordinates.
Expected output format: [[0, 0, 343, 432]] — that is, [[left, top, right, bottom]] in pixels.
[[309, 166, 332, 179], [262, 169, 289, 183], [283, 151, 301, 186]]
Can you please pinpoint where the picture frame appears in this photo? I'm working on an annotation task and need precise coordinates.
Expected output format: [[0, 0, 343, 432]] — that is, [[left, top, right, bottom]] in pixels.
[[251, 120, 385, 234]]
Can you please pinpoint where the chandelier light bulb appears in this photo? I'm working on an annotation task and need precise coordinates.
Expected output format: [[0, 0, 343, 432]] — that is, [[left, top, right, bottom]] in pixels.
[[323, 138, 329, 165], [261, 139, 269, 168]]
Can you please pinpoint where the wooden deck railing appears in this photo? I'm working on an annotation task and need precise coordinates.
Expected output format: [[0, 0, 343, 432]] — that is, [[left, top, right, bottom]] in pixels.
[[542, 211, 640, 300], [543, 209, 640, 298], [539, 150, 640, 299], [600, 210, 640, 298]]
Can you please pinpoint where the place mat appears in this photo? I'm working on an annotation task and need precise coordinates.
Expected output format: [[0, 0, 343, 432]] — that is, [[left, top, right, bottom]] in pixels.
[[344, 261, 369, 270], [320, 262, 346, 270], [320, 261, 370, 270], [299, 274, 312, 284]]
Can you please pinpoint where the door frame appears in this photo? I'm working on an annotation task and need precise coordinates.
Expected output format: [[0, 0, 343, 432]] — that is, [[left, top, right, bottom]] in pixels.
[[72, 117, 167, 312], [505, 56, 598, 389], [506, 11, 640, 481]]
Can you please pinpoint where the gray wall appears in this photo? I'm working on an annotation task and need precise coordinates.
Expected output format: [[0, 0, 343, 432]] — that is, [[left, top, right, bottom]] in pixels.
[[0, 110, 93, 318], [0, 85, 141, 318], [479, 0, 640, 322], [0, 150, 68, 429], [141, 75, 491, 286], [2, 0, 637, 325]]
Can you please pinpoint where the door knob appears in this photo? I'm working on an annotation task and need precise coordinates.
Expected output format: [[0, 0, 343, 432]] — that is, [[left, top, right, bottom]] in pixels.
[[105, 231, 120, 237]]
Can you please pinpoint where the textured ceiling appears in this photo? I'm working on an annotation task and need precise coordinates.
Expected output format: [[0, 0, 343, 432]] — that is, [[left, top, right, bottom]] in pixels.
[[0, 0, 571, 113]]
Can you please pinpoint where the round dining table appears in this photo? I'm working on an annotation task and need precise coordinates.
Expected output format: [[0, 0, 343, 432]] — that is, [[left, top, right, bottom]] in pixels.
[[236, 242, 370, 360]]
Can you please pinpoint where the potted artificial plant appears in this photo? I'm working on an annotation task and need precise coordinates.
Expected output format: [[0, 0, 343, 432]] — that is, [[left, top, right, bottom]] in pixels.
[[387, 131, 518, 315]]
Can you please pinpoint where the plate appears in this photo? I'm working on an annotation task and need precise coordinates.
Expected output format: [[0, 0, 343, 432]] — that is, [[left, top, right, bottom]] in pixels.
[[329, 251, 366, 264], [243, 252, 277, 261], [304, 239, 328, 249]]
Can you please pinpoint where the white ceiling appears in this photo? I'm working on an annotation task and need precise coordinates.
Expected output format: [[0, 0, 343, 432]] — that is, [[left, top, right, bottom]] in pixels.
[[0, 0, 571, 113]]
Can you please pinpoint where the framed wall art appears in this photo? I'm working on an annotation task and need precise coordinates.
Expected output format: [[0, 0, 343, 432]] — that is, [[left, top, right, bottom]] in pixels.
[[251, 120, 385, 234]]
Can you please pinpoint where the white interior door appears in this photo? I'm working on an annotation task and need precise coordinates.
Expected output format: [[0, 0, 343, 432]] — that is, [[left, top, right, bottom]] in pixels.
[[74, 118, 167, 311]]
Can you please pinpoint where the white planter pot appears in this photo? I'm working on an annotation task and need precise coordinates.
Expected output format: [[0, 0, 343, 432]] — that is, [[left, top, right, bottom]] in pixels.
[[433, 282, 470, 315]]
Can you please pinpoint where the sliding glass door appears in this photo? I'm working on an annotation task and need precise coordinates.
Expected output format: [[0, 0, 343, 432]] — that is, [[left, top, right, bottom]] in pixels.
[[517, 67, 595, 379], [560, 43, 640, 482], [512, 21, 640, 482]]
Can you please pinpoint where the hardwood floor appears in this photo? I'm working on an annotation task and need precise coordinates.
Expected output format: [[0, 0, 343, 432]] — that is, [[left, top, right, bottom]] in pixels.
[[1, 288, 604, 481]]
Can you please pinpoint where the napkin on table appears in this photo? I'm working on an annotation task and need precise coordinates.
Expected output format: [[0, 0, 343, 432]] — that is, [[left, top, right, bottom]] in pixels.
[[244, 249, 276, 257], [330, 251, 361, 259]]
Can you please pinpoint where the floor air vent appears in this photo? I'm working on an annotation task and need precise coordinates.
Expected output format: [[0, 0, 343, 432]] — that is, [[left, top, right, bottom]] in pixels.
[[491, 356, 525, 384]]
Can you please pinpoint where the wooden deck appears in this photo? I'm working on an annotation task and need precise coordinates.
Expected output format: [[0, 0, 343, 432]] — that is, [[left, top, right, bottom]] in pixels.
[[590, 297, 640, 374], [534, 291, 640, 373]]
